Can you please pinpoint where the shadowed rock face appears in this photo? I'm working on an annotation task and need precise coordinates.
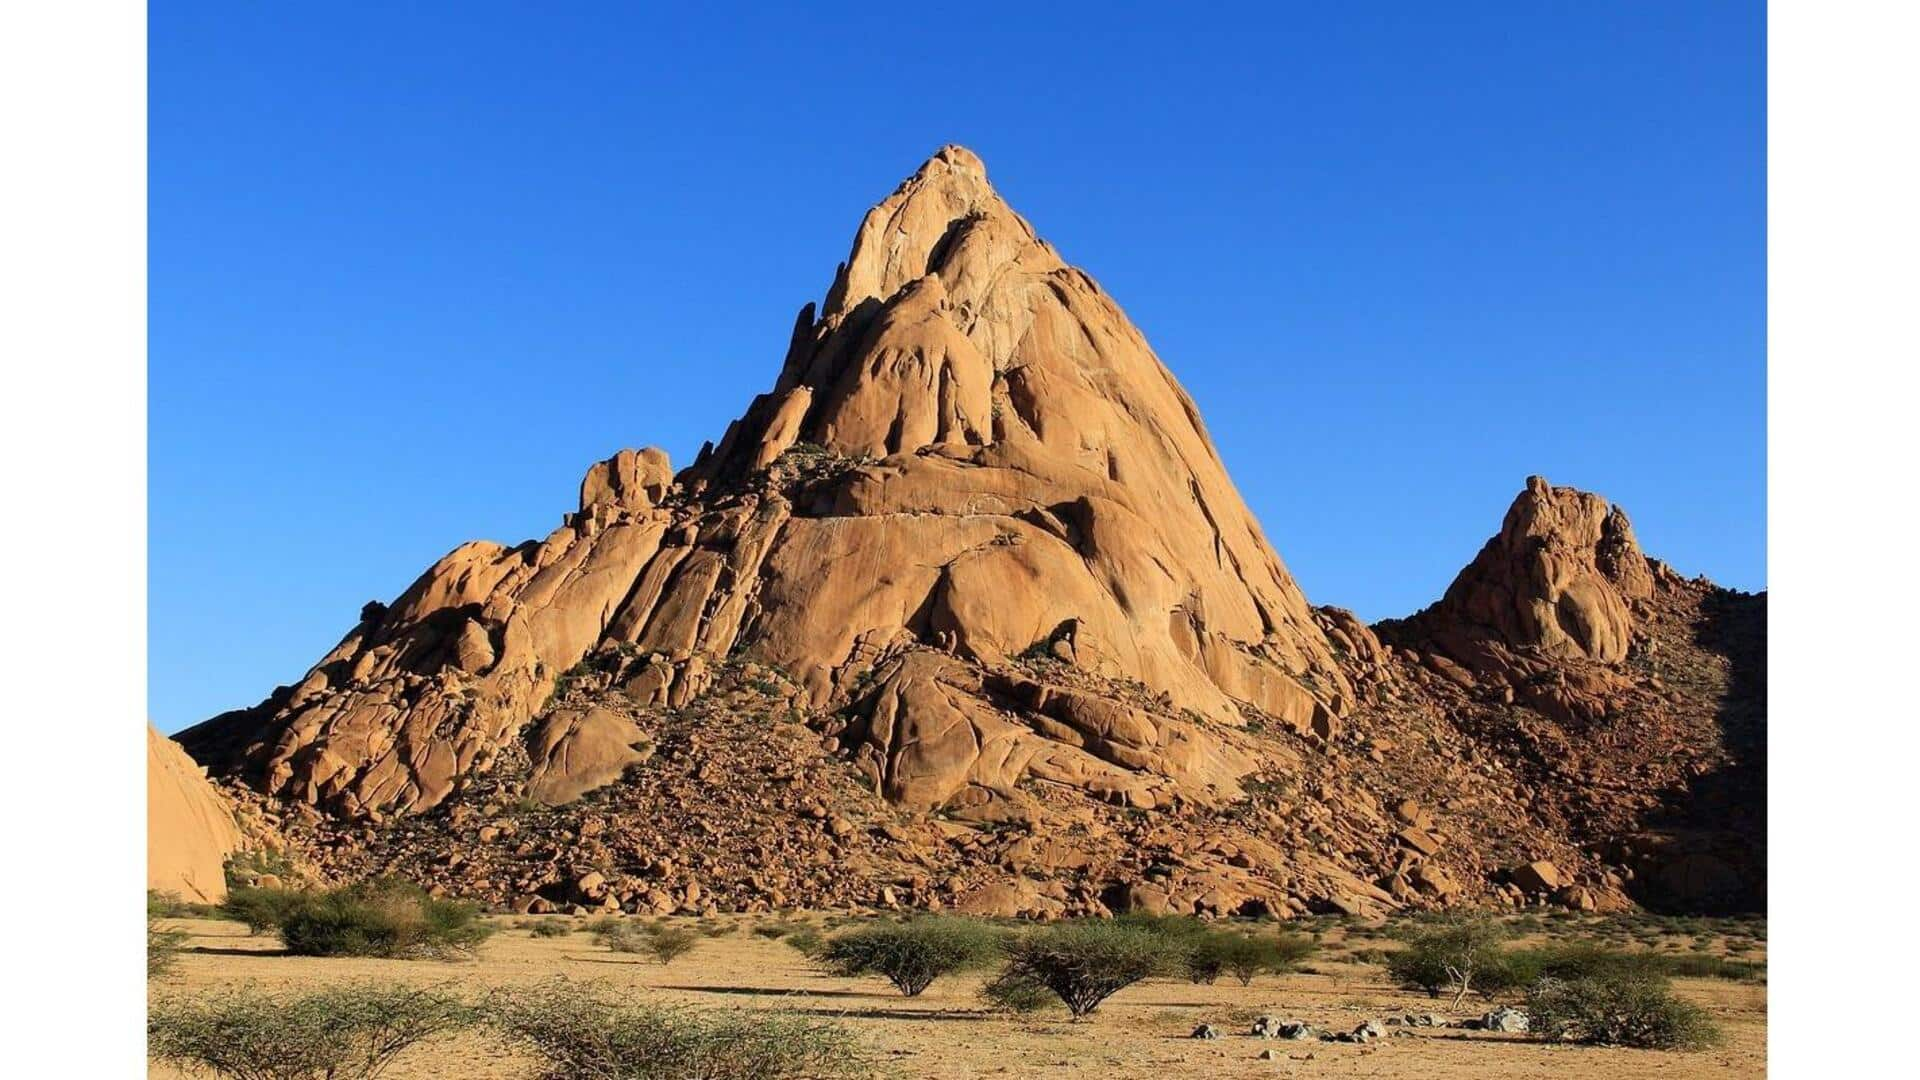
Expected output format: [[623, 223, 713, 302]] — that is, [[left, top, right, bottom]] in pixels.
[[182, 146, 1351, 820]]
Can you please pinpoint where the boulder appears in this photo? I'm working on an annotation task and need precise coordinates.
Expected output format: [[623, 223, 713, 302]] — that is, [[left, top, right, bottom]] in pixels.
[[1509, 860, 1564, 893], [1395, 827, 1444, 857], [1104, 881, 1173, 916], [1411, 864, 1460, 898], [524, 707, 655, 806], [1482, 1007, 1529, 1033], [954, 879, 1059, 919]]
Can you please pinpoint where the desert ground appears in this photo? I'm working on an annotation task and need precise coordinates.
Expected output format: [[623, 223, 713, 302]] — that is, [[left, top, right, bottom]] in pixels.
[[148, 912, 1765, 1079]]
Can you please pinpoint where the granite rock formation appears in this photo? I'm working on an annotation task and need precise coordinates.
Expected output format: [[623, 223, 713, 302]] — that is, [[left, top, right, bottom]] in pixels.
[[179, 148, 1764, 917], [148, 725, 243, 903], [183, 146, 1349, 825]]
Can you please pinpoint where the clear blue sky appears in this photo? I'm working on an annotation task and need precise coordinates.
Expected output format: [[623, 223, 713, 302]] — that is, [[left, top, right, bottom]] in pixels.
[[150, 2, 1764, 733]]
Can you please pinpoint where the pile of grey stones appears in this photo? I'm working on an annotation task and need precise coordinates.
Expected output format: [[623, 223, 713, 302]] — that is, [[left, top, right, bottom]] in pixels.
[[1192, 1008, 1529, 1047]]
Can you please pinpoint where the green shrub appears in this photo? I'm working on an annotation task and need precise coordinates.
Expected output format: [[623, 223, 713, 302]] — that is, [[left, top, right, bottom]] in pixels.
[[980, 970, 1058, 1013], [149, 889, 219, 919], [595, 921, 699, 964], [998, 921, 1172, 1019], [148, 918, 188, 979], [1526, 972, 1724, 1050], [783, 928, 825, 958], [1641, 951, 1766, 983], [1186, 931, 1315, 986], [221, 885, 305, 935], [530, 920, 573, 938], [1112, 912, 1210, 942], [486, 980, 872, 1079], [274, 879, 493, 959], [1184, 941, 1227, 984], [1506, 942, 1766, 985], [148, 984, 473, 1079], [1383, 916, 1512, 1004], [223, 849, 297, 891], [593, 920, 649, 952], [753, 920, 811, 940], [819, 917, 1003, 996], [647, 926, 700, 965]]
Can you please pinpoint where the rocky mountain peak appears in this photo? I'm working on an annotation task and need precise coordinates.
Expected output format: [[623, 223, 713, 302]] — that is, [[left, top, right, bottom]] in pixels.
[[172, 154, 1763, 920], [819, 143, 1017, 322], [184, 148, 1350, 820]]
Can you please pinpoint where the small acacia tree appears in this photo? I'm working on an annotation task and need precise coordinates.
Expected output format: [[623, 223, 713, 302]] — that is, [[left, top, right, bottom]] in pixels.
[[148, 984, 473, 1080], [1386, 916, 1512, 1006], [1188, 931, 1316, 986], [998, 921, 1171, 1019], [819, 917, 1003, 996], [485, 979, 873, 1080], [646, 926, 700, 965], [595, 921, 701, 965], [148, 918, 188, 979]]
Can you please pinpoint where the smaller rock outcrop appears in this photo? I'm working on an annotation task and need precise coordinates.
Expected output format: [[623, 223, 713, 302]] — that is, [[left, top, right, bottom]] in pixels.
[[1384, 476, 1671, 723]]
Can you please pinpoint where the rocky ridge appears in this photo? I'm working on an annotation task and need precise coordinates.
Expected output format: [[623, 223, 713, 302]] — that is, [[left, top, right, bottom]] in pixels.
[[181, 147, 1763, 918]]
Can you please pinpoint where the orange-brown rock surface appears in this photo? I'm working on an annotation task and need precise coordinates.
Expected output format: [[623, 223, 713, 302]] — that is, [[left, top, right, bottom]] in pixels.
[[148, 725, 244, 902], [180, 148, 1763, 917], [1376, 477, 1674, 725]]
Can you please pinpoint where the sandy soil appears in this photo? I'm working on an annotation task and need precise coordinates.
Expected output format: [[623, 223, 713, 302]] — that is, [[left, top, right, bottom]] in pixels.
[[149, 916, 1765, 1078]]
